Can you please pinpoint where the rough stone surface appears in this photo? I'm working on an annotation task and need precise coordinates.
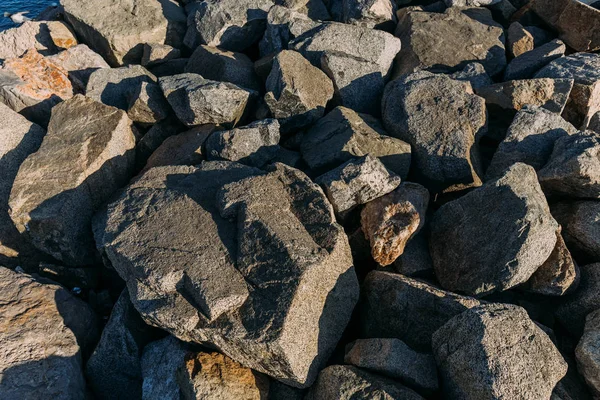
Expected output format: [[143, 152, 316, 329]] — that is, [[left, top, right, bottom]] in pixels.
[[535, 53, 600, 129], [86, 290, 161, 400], [259, 5, 320, 58], [94, 162, 359, 388], [432, 303, 568, 400], [276, 0, 331, 20], [552, 201, 600, 264], [393, 229, 434, 278], [315, 155, 401, 214], [504, 39, 566, 81], [135, 116, 186, 168], [185, 45, 261, 92], [47, 44, 110, 92], [62, 0, 187, 66], [360, 270, 481, 351], [531, 0, 600, 52], [575, 308, 600, 396], [345, 338, 438, 394], [382, 71, 485, 193], [301, 106, 411, 177], [486, 105, 577, 180], [184, 0, 274, 51], [339, 0, 397, 29], [9, 95, 136, 266], [556, 264, 600, 336], [0, 21, 76, 62], [360, 183, 429, 266], [445, 0, 500, 5], [126, 81, 171, 126], [507, 22, 535, 58], [160, 73, 256, 128], [0, 49, 74, 126], [264, 50, 334, 132], [177, 352, 270, 400], [394, 7, 506, 77], [0, 103, 46, 265], [86, 65, 157, 111], [141, 336, 189, 400], [430, 163, 559, 296], [305, 365, 424, 400], [141, 43, 181, 67], [449, 62, 493, 90], [0, 267, 98, 400], [205, 119, 280, 168], [289, 21, 401, 78], [538, 131, 600, 199]]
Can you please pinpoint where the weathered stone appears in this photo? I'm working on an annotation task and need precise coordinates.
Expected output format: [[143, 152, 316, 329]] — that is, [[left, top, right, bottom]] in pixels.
[[394, 7, 506, 77], [301, 106, 411, 177], [504, 39, 566, 81], [160, 73, 256, 128], [126, 81, 171, 126], [345, 338, 438, 394], [575, 308, 600, 396], [590, 112, 600, 133], [392, 230, 433, 279], [432, 303, 567, 400], [535, 53, 600, 128], [47, 44, 110, 92], [444, 0, 501, 5], [264, 50, 334, 132], [315, 155, 401, 214], [360, 270, 481, 351], [47, 22, 78, 50], [507, 22, 535, 58], [205, 119, 280, 168], [86, 65, 157, 111], [259, 5, 320, 58], [177, 352, 270, 400], [141, 43, 181, 67], [0, 267, 98, 399], [430, 163, 559, 296], [0, 21, 76, 62], [382, 71, 485, 193], [552, 201, 600, 263], [360, 183, 429, 266], [184, 0, 274, 51], [486, 105, 577, 180], [531, 0, 600, 52], [556, 263, 600, 336], [94, 162, 359, 388], [9, 95, 136, 266], [0, 103, 46, 265], [476, 78, 573, 116], [62, 0, 187, 66], [340, 0, 397, 29], [147, 58, 188, 78], [143, 125, 217, 171], [320, 51, 385, 116], [86, 290, 162, 400], [290, 21, 401, 78], [276, 0, 331, 20], [136, 116, 186, 168], [0, 49, 73, 126], [538, 131, 600, 199], [141, 336, 190, 400], [185, 45, 261, 92], [305, 365, 424, 400], [449, 62, 493, 90]]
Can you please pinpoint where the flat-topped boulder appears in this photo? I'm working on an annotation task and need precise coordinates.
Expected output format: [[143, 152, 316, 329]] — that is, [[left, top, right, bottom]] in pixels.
[[86, 65, 157, 111], [94, 162, 359, 388]]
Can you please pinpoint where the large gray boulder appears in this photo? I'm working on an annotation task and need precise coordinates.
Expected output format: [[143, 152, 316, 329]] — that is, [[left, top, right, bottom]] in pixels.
[[9, 95, 137, 266], [0, 103, 46, 266], [360, 270, 481, 351], [430, 163, 559, 296], [184, 0, 274, 51], [301, 106, 411, 177], [432, 304, 567, 400], [141, 336, 189, 400], [394, 7, 506, 77], [575, 308, 600, 396], [486, 105, 577, 180], [62, 0, 186, 66], [538, 131, 600, 199], [94, 162, 359, 388], [0, 267, 98, 399], [382, 71, 485, 193], [305, 365, 424, 400], [159, 73, 256, 128], [552, 201, 600, 263], [86, 65, 157, 111]]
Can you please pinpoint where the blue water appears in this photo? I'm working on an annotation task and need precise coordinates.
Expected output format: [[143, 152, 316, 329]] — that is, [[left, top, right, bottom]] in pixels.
[[0, 0, 57, 31]]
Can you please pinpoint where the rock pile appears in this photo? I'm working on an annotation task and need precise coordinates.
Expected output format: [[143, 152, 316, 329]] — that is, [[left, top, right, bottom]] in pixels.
[[0, 0, 599, 398]]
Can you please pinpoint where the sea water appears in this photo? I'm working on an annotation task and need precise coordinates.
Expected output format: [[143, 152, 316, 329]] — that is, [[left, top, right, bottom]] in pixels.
[[0, 0, 56, 31]]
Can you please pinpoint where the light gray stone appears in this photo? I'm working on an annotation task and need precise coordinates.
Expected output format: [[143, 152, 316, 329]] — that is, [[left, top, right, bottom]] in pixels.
[[126, 81, 171, 126], [141, 336, 189, 400], [432, 303, 567, 400], [340, 0, 397, 29], [301, 106, 411, 177], [62, 0, 186, 66], [47, 44, 110, 92], [430, 163, 559, 296], [552, 201, 600, 264], [382, 71, 485, 193], [86, 65, 157, 111], [259, 5, 320, 58], [0, 21, 76, 62], [141, 43, 181, 67], [94, 162, 359, 388], [449, 62, 493, 90], [9, 95, 136, 266], [575, 308, 600, 396], [159, 73, 256, 128], [504, 39, 566, 81]]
